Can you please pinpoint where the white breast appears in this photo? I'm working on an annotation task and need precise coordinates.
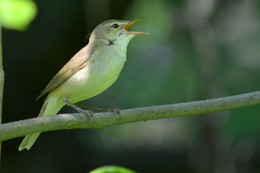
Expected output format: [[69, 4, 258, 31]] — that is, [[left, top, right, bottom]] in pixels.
[[54, 43, 127, 103]]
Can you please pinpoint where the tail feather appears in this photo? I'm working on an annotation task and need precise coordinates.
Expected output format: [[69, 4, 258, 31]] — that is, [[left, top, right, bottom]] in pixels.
[[18, 96, 65, 151], [18, 133, 41, 151]]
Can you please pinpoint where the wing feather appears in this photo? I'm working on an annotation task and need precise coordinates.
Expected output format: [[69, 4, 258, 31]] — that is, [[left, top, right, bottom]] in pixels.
[[36, 45, 92, 100]]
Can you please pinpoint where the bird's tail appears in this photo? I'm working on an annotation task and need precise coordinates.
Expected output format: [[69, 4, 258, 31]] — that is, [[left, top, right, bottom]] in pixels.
[[18, 133, 41, 151], [18, 96, 64, 151]]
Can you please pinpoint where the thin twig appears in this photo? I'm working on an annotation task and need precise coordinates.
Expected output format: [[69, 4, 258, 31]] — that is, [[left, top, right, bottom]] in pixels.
[[0, 23, 4, 162]]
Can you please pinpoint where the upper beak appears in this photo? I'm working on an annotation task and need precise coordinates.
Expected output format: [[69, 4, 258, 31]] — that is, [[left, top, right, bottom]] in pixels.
[[124, 18, 149, 36]]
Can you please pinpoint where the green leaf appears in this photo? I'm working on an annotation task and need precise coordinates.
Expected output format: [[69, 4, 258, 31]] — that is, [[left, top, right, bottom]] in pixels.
[[90, 165, 136, 173], [0, 0, 37, 30]]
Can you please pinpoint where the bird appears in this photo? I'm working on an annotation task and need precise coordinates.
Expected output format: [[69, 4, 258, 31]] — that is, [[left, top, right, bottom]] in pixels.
[[18, 18, 148, 151]]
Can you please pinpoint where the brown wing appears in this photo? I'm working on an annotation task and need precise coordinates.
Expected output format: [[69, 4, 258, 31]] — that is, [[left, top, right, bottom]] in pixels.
[[36, 45, 92, 100]]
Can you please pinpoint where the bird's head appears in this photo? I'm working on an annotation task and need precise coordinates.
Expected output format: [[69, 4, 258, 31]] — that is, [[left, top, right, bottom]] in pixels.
[[90, 18, 148, 46]]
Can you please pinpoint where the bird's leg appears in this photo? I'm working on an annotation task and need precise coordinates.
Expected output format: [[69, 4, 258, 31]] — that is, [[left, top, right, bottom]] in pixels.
[[74, 102, 121, 115], [63, 97, 94, 120]]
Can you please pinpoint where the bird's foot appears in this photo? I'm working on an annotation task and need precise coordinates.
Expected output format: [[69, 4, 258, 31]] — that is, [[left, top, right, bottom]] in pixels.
[[74, 103, 121, 115], [77, 109, 94, 120], [102, 108, 121, 115], [63, 97, 94, 120]]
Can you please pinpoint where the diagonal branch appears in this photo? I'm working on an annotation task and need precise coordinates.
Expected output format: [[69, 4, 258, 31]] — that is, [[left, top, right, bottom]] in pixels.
[[0, 91, 260, 142]]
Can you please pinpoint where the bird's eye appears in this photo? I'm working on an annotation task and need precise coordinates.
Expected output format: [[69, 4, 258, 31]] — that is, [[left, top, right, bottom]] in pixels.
[[111, 23, 119, 28]]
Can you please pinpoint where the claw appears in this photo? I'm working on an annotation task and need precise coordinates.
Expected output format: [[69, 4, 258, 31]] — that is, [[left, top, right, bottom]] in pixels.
[[82, 110, 94, 120], [63, 97, 94, 120], [71, 106, 94, 120], [108, 108, 121, 115]]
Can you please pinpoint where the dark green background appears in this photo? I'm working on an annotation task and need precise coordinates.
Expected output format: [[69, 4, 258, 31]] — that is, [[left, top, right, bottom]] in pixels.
[[2, 0, 260, 172]]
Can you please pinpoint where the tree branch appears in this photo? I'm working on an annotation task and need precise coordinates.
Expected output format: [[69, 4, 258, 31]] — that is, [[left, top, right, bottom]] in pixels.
[[1, 91, 260, 142]]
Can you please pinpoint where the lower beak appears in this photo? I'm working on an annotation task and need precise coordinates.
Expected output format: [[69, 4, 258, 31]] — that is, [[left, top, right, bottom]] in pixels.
[[124, 18, 149, 36]]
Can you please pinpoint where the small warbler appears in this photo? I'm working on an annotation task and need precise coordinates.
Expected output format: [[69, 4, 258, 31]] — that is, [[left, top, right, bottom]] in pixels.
[[18, 18, 148, 151]]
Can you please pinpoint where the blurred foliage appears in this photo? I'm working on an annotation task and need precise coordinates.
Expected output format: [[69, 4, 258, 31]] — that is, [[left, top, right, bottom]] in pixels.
[[90, 165, 136, 173], [1, 0, 260, 173], [0, 0, 37, 30]]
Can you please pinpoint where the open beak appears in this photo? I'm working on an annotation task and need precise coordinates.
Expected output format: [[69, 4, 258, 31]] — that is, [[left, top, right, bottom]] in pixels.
[[124, 18, 149, 36]]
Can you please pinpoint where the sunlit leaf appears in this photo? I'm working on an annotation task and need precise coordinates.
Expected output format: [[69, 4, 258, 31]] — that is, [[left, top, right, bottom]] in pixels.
[[0, 0, 37, 30]]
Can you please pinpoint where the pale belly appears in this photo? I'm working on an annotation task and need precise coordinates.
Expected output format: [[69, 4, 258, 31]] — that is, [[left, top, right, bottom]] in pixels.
[[49, 49, 126, 103]]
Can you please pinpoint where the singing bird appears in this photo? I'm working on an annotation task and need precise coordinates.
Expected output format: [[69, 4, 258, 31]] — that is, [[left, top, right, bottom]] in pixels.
[[18, 19, 148, 151]]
